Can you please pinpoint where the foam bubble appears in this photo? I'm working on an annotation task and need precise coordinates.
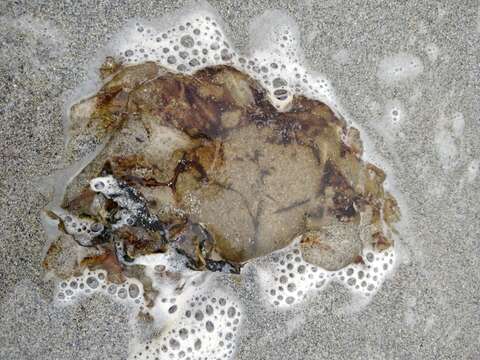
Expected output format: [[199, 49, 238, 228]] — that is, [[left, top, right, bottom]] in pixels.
[[244, 11, 336, 111], [84, 5, 337, 117], [110, 9, 235, 74], [55, 269, 145, 308], [256, 242, 397, 309], [130, 285, 242, 360], [50, 209, 104, 246]]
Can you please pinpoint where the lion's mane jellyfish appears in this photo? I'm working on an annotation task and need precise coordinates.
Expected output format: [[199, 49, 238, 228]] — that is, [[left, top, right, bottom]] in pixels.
[[41, 5, 401, 359]]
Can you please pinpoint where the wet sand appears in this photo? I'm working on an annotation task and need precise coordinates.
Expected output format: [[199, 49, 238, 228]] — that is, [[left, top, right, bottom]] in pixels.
[[0, 1, 479, 359]]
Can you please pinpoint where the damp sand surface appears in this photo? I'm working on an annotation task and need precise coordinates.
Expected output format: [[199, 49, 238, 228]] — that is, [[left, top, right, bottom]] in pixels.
[[1, 1, 480, 360]]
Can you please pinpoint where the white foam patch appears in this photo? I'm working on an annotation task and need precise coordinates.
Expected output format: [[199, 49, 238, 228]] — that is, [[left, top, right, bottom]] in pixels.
[[377, 53, 423, 84], [58, 210, 104, 246], [90, 175, 142, 228], [130, 280, 242, 360], [255, 244, 396, 309], [91, 176, 140, 210], [93, 4, 336, 114], [113, 12, 233, 72], [90, 175, 164, 233], [55, 269, 145, 309], [244, 10, 336, 111]]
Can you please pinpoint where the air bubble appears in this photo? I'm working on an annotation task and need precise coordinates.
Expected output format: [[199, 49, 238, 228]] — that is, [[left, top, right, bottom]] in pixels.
[[90, 223, 103, 233], [205, 320, 214, 332], [194, 339, 202, 350], [189, 59, 200, 67], [206, 304, 213, 315], [129, 284, 140, 298], [108, 284, 117, 294], [227, 307, 236, 318], [118, 288, 128, 299], [194, 310, 204, 321], [273, 78, 287, 88], [86, 276, 99, 289], [179, 328, 188, 339], [273, 88, 289, 101], [169, 338, 180, 350], [180, 35, 195, 48], [220, 49, 232, 61]]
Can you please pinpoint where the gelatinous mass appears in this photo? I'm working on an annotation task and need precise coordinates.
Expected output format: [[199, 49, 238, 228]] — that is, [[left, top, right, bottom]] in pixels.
[[44, 61, 400, 281]]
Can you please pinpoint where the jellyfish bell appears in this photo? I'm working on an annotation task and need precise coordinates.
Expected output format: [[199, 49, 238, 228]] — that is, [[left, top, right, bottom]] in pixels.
[[49, 62, 399, 276]]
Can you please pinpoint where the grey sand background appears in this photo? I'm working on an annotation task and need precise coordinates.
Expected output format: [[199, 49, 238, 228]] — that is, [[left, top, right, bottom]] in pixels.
[[0, 1, 479, 359]]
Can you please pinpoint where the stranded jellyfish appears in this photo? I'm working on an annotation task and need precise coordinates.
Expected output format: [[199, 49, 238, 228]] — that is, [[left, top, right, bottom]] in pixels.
[[43, 60, 400, 283]]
